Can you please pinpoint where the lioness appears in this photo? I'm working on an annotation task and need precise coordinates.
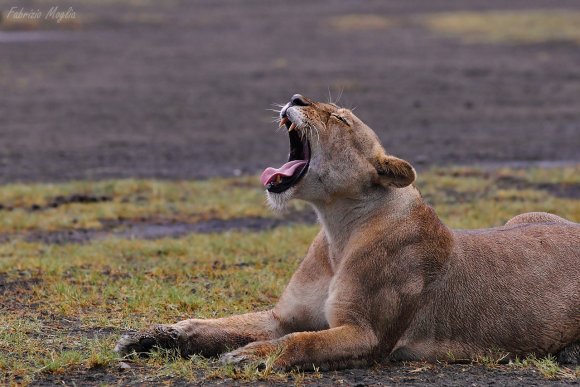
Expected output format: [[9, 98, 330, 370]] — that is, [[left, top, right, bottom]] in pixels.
[[116, 94, 580, 369]]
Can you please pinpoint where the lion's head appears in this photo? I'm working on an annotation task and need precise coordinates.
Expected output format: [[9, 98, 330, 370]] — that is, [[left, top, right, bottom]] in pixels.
[[261, 94, 416, 210]]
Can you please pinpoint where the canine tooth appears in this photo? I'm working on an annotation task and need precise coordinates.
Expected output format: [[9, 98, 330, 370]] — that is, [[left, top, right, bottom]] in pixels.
[[288, 123, 297, 132], [279, 117, 289, 128]]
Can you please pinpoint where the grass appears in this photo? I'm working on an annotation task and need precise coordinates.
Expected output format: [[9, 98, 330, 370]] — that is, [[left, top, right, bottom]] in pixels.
[[0, 165, 578, 385], [421, 10, 580, 44], [0, 176, 307, 233], [0, 226, 318, 385], [0, 166, 578, 235], [326, 14, 393, 31], [511, 355, 580, 379], [418, 165, 580, 228]]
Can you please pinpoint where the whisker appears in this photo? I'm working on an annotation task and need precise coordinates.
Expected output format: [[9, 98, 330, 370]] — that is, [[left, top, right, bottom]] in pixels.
[[335, 87, 344, 105], [306, 123, 320, 145]]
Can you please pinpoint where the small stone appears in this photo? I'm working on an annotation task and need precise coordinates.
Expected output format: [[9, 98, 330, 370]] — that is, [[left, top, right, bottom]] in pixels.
[[119, 361, 132, 370]]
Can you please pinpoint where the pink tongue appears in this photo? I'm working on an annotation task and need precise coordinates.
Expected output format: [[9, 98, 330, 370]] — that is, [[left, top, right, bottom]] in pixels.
[[260, 160, 307, 187]]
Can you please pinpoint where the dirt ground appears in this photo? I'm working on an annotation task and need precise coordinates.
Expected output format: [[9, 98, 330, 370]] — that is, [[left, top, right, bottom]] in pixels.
[[1, 0, 580, 183], [1, 1, 580, 386], [30, 363, 580, 387]]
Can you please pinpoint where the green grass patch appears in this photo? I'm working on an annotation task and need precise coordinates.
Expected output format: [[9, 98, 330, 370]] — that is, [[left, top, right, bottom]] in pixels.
[[511, 355, 579, 379], [0, 177, 307, 233], [421, 10, 580, 44], [417, 165, 579, 228], [0, 166, 577, 234], [0, 226, 318, 385]]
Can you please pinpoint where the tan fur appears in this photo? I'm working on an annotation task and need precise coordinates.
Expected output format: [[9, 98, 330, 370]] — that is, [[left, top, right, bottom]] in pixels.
[[505, 211, 573, 226], [116, 96, 580, 369]]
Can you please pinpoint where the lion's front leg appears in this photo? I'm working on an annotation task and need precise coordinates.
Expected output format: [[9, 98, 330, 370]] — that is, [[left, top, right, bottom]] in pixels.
[[116, 230, 333, 359], [115, 310, 282, 358], [220, 325, 378, 370]]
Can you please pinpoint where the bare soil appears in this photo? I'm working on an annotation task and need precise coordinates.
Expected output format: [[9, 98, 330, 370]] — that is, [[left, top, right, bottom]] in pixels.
[[0, 209, 317, 244], [30, 362, 580, 386], [1, 0, 580, 183]]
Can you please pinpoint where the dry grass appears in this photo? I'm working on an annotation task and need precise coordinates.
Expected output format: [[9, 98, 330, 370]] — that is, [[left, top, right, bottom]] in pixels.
[[511, 355, 580, 380], [0, 165, 578, 385], [0, 226, 319, 385], [421, 10, 580, 44], [326, 14, 393, 31], [418, 165, 580, 228], [0, 166, 578, 235], [0, 177, 307, 233]]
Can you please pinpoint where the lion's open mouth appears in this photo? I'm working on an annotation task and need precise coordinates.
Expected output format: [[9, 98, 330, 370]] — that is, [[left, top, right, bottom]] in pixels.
[[260, 116, 310, 193]]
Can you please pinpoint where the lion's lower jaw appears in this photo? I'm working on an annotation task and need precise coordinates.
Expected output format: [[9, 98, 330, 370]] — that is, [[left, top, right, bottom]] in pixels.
[[266, 187, 296, 212]]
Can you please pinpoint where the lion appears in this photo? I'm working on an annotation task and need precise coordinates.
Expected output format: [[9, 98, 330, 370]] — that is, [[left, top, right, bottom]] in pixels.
[[115, 94, 580, 369]]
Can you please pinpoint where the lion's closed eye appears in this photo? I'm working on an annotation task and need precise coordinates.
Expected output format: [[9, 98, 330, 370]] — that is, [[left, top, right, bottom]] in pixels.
[[330, 113, 351, 127]]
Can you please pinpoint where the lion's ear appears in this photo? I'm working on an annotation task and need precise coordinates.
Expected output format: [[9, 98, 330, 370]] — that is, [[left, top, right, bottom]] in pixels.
[[373, 155, 416, 188]]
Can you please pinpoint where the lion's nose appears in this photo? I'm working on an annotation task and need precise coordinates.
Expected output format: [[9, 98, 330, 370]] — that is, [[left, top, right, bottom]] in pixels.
[[290, 94, 310, 107]]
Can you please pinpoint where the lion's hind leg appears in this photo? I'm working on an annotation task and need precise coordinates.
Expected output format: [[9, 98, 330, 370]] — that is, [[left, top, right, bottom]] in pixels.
[[505, 212, 572, 227], [557, 341, 580, 365]]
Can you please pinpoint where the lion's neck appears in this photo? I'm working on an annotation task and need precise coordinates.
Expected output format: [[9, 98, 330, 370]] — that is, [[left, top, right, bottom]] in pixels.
[[312, 185, 423, 262]]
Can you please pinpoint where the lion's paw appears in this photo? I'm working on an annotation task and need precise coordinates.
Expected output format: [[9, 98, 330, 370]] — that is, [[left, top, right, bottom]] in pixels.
[[220, 350, 270, 371], [115, 324, 184, 358], [219, 341, 284, 371], [114, 331, 157, 357], [557, 342, 580, 365]]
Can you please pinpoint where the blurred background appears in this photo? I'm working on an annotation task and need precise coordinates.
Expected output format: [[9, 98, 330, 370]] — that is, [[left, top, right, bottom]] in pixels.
[[1, 0, 579, 183]]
